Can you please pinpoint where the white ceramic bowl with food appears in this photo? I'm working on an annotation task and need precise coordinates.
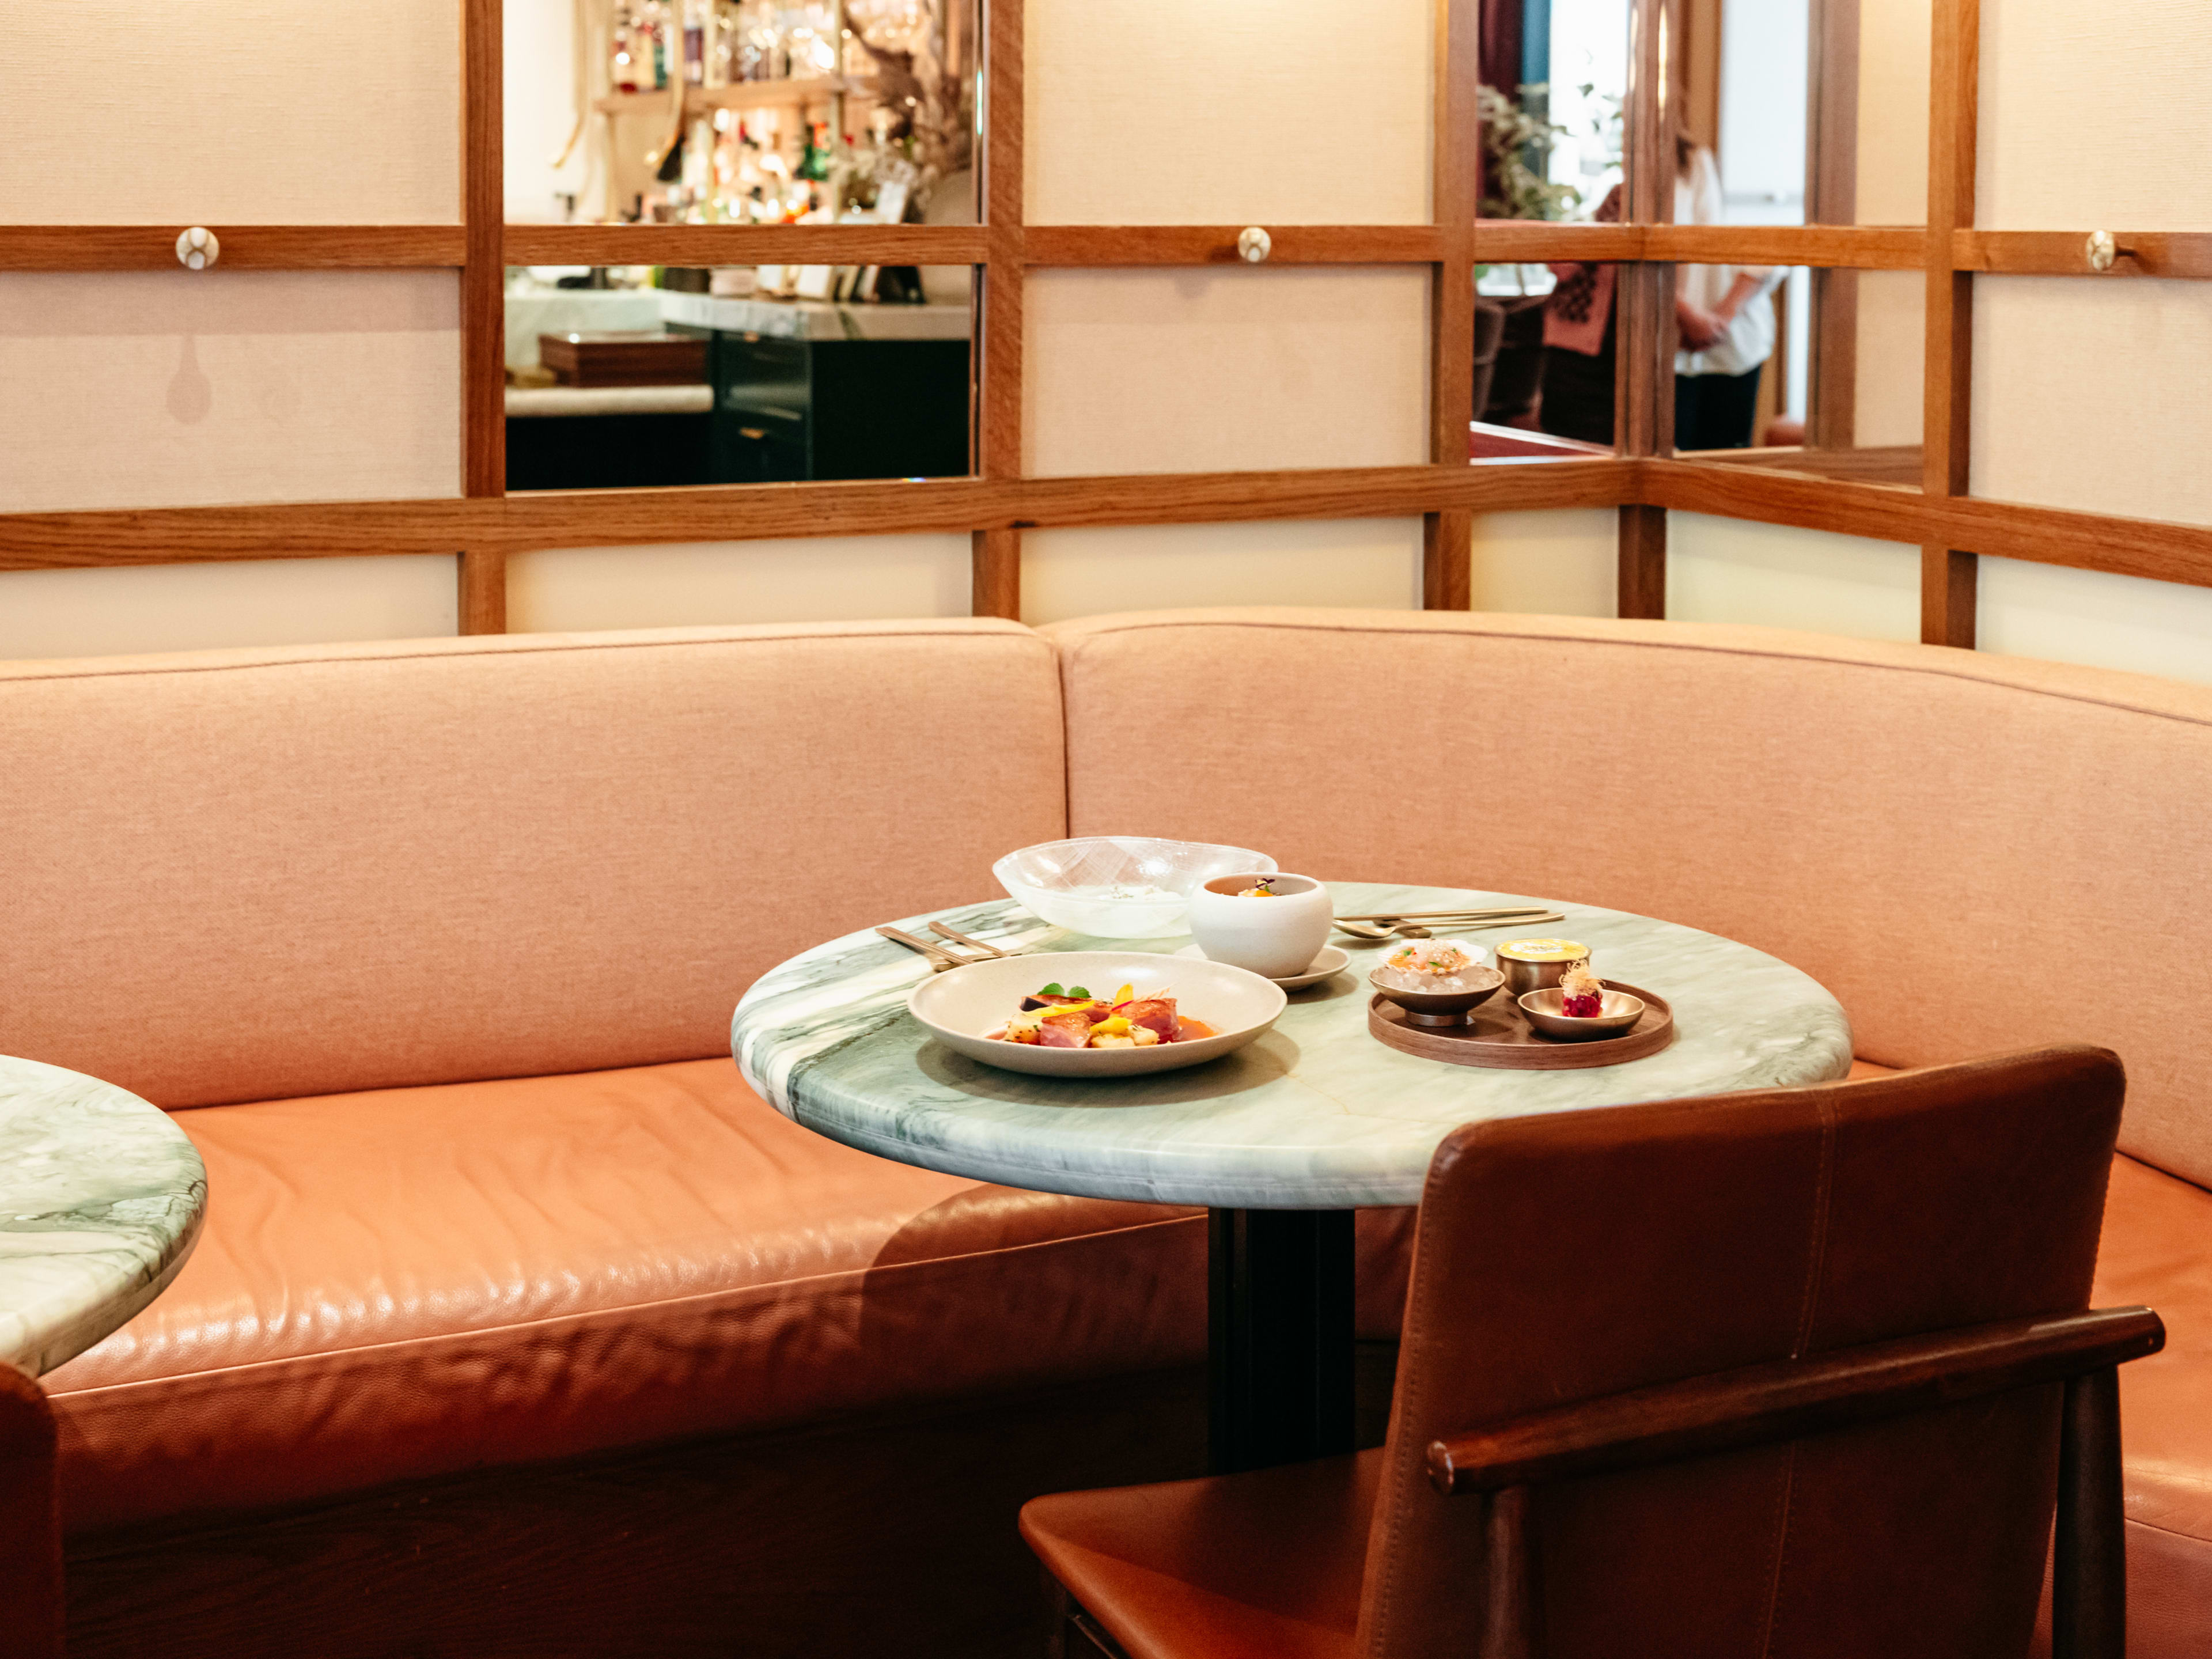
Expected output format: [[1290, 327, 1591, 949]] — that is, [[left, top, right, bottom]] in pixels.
[[908, 952, 1287, 1077], [993, 838, 1278, 939], [1185, 873, 1335, 979]]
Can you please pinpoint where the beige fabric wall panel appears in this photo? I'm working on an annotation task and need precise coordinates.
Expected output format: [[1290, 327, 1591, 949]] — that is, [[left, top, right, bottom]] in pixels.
[[1854, 0, 1930, 224], [1971, 278, 2212, 525], [0, 273, 461, 513], [1853, 270, 1925, 447], [508, 536, 975, 632], [1979, 0, 2212, 230], [1025, 0, 1431, 225], [1980, 557, 2212, 690], [1024, 269, 1430, 477], [1468, 510, 1619, 618], [1666, 512, 1919, 642], [0, 558, 460, 663], [1021, 520, 1423, 627], [0, 0, 459, 223]]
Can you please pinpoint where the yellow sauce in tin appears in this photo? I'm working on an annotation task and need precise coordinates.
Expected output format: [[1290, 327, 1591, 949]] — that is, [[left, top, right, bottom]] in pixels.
[[1496, 938, 1589, 963]]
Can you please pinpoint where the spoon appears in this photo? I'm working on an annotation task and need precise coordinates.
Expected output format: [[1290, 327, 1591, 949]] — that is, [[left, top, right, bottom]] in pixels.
[[1335, 912, 1565, 942]]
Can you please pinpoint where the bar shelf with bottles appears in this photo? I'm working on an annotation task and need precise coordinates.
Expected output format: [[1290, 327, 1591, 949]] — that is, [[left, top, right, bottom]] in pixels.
[[589, 0, 971, 228], [509, 0, 973, 494]]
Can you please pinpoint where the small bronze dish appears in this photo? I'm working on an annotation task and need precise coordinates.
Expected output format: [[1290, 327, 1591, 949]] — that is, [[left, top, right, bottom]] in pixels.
[[1518, 986, 1646, 1041], [1368, 965, 1507, 1028]]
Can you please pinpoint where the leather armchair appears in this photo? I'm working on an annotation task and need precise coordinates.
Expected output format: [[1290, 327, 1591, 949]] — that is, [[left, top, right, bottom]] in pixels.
[[1023, 1047, 2162, 1659]]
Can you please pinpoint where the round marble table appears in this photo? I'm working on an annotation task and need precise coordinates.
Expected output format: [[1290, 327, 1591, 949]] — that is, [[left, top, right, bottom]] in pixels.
[[1, 1055, 207, 1378], [733, 882, 1851, 1469]]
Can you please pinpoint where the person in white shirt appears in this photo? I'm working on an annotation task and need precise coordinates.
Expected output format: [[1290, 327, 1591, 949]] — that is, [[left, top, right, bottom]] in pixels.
[[1673, 141, 1785, 450]]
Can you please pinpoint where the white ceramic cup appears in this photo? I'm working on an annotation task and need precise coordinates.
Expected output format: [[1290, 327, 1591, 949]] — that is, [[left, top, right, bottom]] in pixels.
[[1185, 873, 1334, 980]]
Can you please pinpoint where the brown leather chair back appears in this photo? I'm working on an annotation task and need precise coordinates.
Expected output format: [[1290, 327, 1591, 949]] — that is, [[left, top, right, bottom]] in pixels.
[[1355, 1046, 2125, 1659]]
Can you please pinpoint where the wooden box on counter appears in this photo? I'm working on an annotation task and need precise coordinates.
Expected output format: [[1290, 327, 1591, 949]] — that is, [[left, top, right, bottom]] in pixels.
[[539, 331, 707, 387]]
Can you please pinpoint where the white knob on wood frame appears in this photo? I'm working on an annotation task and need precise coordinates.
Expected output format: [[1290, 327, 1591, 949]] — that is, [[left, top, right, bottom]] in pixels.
[[2085, 230, 2118, 273], [1237, 226, 1272, 264], [176, 228, 220, 270]]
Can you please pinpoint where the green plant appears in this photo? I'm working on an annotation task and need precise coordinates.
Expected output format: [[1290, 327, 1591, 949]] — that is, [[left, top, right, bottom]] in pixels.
[[1478, 83, 1580, 221]]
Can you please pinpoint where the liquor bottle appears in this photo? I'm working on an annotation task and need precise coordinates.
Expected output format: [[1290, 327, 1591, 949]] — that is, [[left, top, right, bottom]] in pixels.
[[684, 0, 704, 85], [612, 3, 639, 93], [798, 120, 830, 182]]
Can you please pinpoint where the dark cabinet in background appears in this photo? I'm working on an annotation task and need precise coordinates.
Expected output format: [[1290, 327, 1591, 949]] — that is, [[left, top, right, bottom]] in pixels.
[[695, 328, 971, 483]]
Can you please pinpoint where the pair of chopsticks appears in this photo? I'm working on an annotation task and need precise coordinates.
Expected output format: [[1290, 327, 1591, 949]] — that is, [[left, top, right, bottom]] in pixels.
[[877, 921, 1012, 972]]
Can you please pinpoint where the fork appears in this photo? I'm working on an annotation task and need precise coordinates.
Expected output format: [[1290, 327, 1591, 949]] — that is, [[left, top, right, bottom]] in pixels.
[[928, 919, 1012, 959], [1335, 912, 1565, 941], [877, 925, 994, 972]]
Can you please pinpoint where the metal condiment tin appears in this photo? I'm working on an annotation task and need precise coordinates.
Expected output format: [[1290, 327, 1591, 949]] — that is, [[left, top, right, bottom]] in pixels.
[[1494, 938, 1591, 997]]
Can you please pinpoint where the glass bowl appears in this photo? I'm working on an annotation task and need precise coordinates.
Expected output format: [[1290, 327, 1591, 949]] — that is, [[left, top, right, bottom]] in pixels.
[[993, 837, 1278, 938]]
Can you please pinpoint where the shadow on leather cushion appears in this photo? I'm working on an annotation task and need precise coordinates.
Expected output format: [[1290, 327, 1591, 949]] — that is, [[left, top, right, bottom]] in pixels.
[[44, 1059, 1211, 1532]]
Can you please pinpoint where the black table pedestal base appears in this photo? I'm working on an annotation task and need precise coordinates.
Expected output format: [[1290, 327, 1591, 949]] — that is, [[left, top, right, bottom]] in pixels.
[[1207, 1207, 1357, 1474]]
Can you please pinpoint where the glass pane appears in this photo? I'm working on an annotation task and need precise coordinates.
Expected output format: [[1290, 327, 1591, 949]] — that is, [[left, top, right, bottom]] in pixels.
[[1487, 0, 1628, 224], [505, 264, 973, 488], [1670, 263, 1923, 486], [1472, 0, 1627, 456], [506, 0, 975, 226], [1474, 269, 1619, 456], [1673, 0, 1929, 228]]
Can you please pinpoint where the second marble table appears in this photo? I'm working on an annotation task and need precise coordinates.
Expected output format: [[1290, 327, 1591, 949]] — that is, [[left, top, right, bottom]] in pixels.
[[734, 882, 1853, 1469], [1, 1055, 207, 1380]]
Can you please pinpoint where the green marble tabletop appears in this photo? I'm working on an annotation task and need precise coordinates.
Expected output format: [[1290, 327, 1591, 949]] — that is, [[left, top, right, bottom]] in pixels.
[[1, 1055, 207, 1377], [733, 883, 1854, 1209]]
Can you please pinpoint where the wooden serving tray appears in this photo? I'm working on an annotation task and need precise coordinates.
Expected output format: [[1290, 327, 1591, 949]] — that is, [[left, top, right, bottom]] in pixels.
[[1367, 981, 1675, 1070]]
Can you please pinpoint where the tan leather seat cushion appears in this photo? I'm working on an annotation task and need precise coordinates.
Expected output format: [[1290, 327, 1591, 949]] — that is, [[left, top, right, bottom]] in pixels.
[[1023, 1449, 1380, 1659], [0, 620, 1065, 1108], [2090, 1154, 2212, 1657], [43, 1060, 1211, 1533]]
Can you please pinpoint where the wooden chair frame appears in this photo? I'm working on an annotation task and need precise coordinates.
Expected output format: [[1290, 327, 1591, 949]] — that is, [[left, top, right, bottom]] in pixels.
[[1429, 1305, 2165, 1659]]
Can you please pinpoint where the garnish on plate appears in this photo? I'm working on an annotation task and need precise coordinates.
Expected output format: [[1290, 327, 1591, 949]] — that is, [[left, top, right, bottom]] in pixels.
[[990, 982, 1218, 1048], [1558, 960, 1605, 1018]]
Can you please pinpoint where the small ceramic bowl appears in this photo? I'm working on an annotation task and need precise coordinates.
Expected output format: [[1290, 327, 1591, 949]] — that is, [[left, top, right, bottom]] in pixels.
[[1495, 938, 1592, 998], [1369, 964, 1507, 1028], [1518, 986, 1646, 1041], [1187, 873, 1335, 980]]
